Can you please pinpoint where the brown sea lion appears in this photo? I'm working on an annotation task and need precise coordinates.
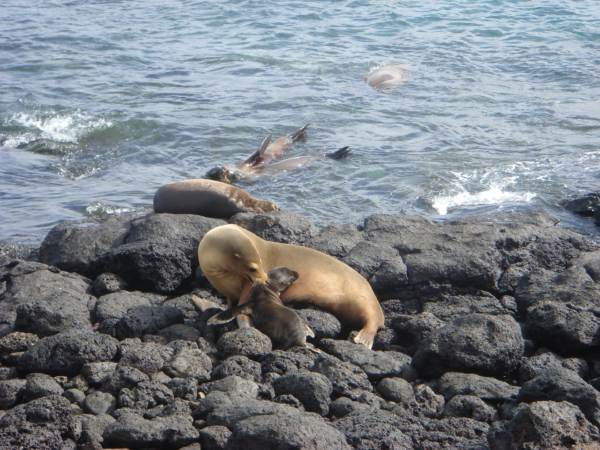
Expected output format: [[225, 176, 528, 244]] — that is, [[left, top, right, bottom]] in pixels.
[[365, 64, 409, 92], [198, 224, 384, 348], [206, 124, 310, 183], [153, 179, 279, 219], [207, 267, 315, 350]]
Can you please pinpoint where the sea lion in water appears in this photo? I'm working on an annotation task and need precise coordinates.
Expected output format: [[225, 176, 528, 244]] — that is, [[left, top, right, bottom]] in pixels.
[[257, 147, 350, 175], [206, 124, 310, 183], [207, 267, 315, 350], [153, 179, 279, 219], [198, 224, 384, 348], [365, 64, 408, 92]]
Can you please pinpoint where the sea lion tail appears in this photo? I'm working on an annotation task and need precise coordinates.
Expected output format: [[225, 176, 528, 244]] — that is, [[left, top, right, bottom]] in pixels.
[[325, 146, 351, 159], [241, 134, 272, 168], [291, 123, 311, 142]]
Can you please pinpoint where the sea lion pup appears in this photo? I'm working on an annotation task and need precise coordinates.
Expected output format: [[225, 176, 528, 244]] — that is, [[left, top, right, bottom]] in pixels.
[[198, 224, 384, 348], [206, 124, 310, 183], [153, 179, 279, 219], [207, 267, 315, 350], [365, 64, 409, 92]]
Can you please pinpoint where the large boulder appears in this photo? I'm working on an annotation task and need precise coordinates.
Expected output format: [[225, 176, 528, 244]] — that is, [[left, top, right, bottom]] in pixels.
[[102, 412, 198, 449], [1, 261, 93, 337], [0, 395, 76, 450], [412, 314, 524, 379], [487, 401, 600, 450], [228, 411, 352, 450], [272, 372, 333, 415], [435, 372, 519, 402], [230, 211, 319, 245], [518, 367, 600, 427], [18, 331, 119, 376]]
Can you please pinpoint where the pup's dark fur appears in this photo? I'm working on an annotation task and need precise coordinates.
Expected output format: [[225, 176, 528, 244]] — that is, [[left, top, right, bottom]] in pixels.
[[207, 267, 314, 350]]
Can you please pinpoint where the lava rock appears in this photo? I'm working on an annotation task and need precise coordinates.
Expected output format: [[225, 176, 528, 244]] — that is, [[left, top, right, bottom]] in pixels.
[[0, 395, 76, 450], [305, 222, 364, 259], [518, 367, 600, 426], [228, 411, 352, 450], [311, 354, 372, 395], [519, 350, 589, 384], [81, 391, 117, 415], [376, 377, 414, 404], [163, 346, 212, 381], [320, 339, 412, 381], [261, 348, 318, 376], [24, 373, 64, 401], [435, 372, 519, 402], [443, 395, 495, 423], [92, 272, 129, 296], [101, 365, 150, 396], [19, 331, 119, 376], [211, 355, 261, 382], [102, 412, 199, 449], [217, 328, 272, 360], [0, 379, 26, 410], [487, 400, 600, 450], [199, 425, 232, 450], [118, 339, 173, 375], [565, 194, 600, 217], [272, 372, 333, 415], [396, 385, 445, 419], [421, 292, 517, 321], [115, 305, 184, 340], [330, 396, 373, 418], [93, 291, 152, 324], [412, 314, 524, 379], [167, 377, 198, 401], [296, 309, 342, 340], [158, 324, 201, 343], [118, 381, 174, 410], [230, 211, 319, 244], [525, 301, 600, 354]]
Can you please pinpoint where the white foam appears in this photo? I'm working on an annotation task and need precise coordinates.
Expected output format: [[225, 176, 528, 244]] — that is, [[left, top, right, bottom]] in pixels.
[[8, 110, 113, 144], [432, 185, 536, 215], [85, 202, 136, 216]]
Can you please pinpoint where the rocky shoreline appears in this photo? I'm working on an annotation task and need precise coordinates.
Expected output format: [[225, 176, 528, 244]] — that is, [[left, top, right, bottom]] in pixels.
[[2, 209, 600, 449]]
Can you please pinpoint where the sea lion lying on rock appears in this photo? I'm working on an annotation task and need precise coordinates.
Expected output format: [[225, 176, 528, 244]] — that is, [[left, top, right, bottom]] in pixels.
[[153, 179, 278, 219], [208, 267, 315, 350], [198, 224, 384, 348]]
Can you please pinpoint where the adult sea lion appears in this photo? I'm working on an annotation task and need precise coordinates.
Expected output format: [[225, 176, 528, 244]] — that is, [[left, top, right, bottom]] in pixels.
[[208, 267, 315, 350], [198, 224, 384, 348], [365, 64, 409, 92], [206, 124, 310, 183], [153, 179, 279, 219]]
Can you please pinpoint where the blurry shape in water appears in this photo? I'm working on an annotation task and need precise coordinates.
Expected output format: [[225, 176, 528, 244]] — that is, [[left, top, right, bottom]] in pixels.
[[365, 64, 409, 92], [257, 146, 351, 175], [85, 201, 137, 216], [17, 138, 77, 156], [432, 185, 536, 215], [206, 124, 310, 183]]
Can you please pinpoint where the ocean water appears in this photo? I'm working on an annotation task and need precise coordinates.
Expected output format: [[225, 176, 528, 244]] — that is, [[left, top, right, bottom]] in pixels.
[[1, 0, 600, 244]]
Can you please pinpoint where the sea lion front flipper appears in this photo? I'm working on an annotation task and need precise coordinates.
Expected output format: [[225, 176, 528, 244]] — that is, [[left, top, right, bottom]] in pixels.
[[207, 303, 253, 325], [325, 146, 351, 159], [241, 134, 272, 168]]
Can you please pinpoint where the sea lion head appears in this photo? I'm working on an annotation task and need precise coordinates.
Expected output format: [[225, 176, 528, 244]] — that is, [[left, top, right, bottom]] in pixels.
[[254, 199, 280, 214], [267, 266, 299, 293], [198, 225, 268, 287], [206, 166, 237, 184]]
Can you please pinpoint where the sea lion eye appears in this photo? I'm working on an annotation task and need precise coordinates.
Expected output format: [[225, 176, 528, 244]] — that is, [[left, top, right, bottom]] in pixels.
[[249, 267, 257, 272]]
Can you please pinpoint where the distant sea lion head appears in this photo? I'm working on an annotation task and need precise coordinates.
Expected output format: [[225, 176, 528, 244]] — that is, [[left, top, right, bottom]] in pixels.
[[206, 166, 238, 184]]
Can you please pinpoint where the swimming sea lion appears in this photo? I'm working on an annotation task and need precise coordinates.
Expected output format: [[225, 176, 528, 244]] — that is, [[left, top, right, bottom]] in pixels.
[[365, 64, 409, 92], [257, 147, 350, 175], [198, 224, 384, 348], [153, 179, 279, 219], [206, 124, 310, 183], [207, 267, 315, 350]]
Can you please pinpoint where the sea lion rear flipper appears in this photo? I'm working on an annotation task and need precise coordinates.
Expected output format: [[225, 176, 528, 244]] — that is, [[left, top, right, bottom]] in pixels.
[[241, 134, 272, 168], [303, 321, 315, 338], [207, 304, 253, 325], [290, 123, 311, 142]]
